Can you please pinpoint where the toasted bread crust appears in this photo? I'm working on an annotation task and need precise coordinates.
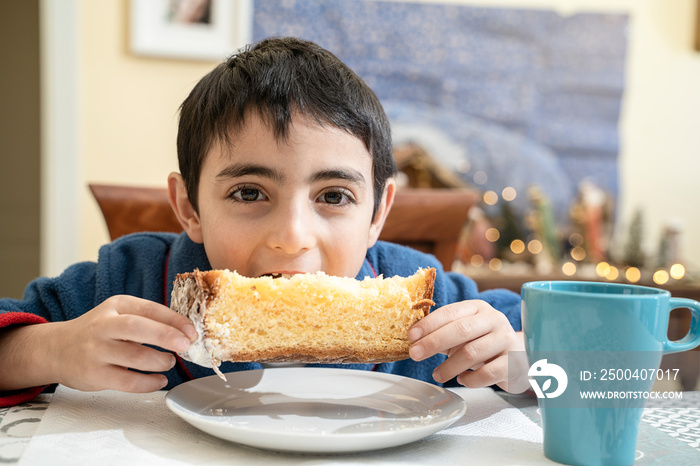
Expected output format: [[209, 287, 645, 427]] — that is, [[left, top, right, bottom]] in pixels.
[[170, 268, 436, 379]]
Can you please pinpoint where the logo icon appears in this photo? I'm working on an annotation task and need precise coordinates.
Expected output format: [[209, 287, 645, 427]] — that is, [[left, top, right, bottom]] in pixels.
[[528, 359, 568, 398]]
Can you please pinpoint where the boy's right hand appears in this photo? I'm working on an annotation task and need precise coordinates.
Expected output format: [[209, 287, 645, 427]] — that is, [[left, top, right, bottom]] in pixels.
[[54, 295, 198, 392], [0, 296, 197, 393]]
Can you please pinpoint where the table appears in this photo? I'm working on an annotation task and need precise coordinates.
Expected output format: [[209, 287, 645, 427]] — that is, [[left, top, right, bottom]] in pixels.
[[1, 386, 699, 465]]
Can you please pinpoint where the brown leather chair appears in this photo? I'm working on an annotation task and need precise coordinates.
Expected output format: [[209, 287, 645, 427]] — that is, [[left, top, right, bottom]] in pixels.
[[89, 184, 476, 271]]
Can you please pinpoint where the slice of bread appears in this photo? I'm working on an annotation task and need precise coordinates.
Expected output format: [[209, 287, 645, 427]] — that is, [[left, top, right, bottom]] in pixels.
[[170, 268, 436, 379]]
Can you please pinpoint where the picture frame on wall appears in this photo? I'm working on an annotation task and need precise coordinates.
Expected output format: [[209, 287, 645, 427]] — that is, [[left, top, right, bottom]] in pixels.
[[130, 0, 252, 61]]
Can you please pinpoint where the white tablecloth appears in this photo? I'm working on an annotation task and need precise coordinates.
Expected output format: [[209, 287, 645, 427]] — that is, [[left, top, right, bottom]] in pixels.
[[9, 385, 700, 465], [17, 385, 548, 465]]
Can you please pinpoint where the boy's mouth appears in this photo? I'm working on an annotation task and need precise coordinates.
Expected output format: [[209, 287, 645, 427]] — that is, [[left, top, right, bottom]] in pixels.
[[260, 272, 299, 279]]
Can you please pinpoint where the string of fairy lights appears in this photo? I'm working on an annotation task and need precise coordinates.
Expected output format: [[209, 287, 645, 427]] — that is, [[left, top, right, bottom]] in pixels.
[[465, 186, 687, 286]]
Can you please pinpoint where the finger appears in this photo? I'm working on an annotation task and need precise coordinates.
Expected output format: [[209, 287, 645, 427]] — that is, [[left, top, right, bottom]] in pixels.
[[110, 296, 197, 341], [431, 333, 505, 383], [499, 350, 531, 394], [107, 313, 193, 354], [407, 301, 481, 342], [105, 340, 177, 374], [99, 365, 170, 393], [409, 313, 493, 362], [456, 356, 508, 389]]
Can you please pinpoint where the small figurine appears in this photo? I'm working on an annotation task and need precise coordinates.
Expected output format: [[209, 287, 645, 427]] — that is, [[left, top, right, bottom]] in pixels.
[[527, 186, 560, 266], [570, 179, 612, 263]]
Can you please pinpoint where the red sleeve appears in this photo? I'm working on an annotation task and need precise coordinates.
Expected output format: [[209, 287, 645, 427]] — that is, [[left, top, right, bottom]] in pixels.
[[0, 311, 48, 327], [0, 312, 50, 407]]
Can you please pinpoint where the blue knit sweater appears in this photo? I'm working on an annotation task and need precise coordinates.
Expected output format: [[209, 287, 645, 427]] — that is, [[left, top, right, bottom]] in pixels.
[[0, 232, 520, 394]]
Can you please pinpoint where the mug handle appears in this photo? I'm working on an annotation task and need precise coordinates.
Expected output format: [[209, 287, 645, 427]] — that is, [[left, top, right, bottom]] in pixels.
[[664, 298, 700, 354]]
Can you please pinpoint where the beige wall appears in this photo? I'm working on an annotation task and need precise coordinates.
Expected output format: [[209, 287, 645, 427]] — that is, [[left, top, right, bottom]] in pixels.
[[79, 0, 216, 261], [75, 0, 700, 272], [617, 0, 700, 269]]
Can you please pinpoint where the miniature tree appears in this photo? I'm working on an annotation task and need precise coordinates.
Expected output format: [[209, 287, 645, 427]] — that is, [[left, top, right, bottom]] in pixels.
[[496, 202, 526, 258], [623, 209, 645, 268]]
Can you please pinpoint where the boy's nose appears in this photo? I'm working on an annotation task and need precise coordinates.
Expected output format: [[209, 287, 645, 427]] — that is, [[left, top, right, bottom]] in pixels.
[[267, 200, 317, 255]]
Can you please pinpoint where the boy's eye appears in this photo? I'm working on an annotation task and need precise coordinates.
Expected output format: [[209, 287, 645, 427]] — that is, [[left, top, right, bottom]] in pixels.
[[232, 187, 266, 202], [318, 189, 355, 206], [322, 192, 344, 204]]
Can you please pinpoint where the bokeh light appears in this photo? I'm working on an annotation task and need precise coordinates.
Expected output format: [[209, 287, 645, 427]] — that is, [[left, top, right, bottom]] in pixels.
[[562, 262, 577, 276], [625, 267, 641, 283], [653, 269, 669, 285], [489, 258, 503, 271], [569, 233, 584, 247], [470, 254, 484, 267], [485, 228, 500, 242], [483, 190, 499, 205], [528, 239, 543, 255], [596, 262, 610, 277], [502, 187, 517, 201], [605, 266, 619, 281], [570, 246, 586, 261], [670, 263, 686, 280], [510, 239, 525, 254], [457, 160, 471, 174], [473, 171, 488, 185]]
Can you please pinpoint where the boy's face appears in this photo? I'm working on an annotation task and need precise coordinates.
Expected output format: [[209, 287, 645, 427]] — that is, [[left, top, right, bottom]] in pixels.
[[170, 112, 395, 278]]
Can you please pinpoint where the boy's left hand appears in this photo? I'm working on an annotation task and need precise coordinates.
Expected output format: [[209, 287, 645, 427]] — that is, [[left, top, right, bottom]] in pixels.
[[408, 300, 529, 394]]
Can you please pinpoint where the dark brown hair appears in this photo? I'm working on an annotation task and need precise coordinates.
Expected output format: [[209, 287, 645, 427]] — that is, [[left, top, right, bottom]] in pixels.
[[176, 36, 396, 216]]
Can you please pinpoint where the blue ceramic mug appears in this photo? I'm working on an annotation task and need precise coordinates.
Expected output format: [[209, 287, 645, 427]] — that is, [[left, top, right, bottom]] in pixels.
[[521, 281, 700, 466]]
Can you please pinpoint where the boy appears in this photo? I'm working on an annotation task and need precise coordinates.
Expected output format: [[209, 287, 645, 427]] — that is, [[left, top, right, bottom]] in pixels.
[[0, 37, 527, 407]]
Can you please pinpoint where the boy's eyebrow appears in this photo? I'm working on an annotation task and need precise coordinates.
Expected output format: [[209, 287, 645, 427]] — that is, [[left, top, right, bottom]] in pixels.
[[215, 163, 366, 186], [308, 168, 366, 186], [215, 163, 284, 182]]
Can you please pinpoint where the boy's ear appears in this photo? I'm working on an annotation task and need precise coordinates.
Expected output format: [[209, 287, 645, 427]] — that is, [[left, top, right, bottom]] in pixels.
[[167, 172, 203, 244], [367, 178, 396, 248]]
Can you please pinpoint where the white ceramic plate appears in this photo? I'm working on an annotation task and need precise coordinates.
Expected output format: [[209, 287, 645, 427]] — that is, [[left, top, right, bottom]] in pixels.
[[165, 367, 466, 453]]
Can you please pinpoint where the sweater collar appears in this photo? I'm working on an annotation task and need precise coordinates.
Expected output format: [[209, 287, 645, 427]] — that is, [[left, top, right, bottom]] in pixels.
[[356, 256, 376, 280]]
